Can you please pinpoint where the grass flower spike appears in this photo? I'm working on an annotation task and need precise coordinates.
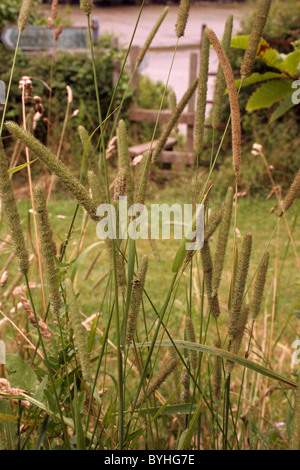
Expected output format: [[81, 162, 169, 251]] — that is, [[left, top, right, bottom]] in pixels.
[[194, 29, 210, 155], [18, 0, 34, 31], [34, 186, 61, 318], [80, 0, 93, 16], [0, 142, 29, 274], [65, 279, 91, 384], [175, 0, 191, 38], [6, 121, 97, 220], [240, 0, 272, 78], [206, 29, 241, 175], [228, 232, 252, 341]]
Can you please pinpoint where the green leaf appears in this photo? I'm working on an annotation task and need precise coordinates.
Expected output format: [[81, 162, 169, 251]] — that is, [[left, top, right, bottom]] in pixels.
[[8, 159, 37, 175], [281, 50, 300, 76], [139, 403, 196, 416], [134, 340, 297, 388], [233, 72, 286, 92], [246, 80, 293, 111], [270, 94, 297, 123], [34, 375, 48, 402], [230, 35, 251, 50], [231, 36, 284, 71], [5, 354, 37, 393]]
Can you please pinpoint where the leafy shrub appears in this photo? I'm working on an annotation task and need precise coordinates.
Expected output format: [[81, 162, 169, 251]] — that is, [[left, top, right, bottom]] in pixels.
[[205, 0, 300, 195], [0, 42, 132, 170], [0, 0, 40, 30]]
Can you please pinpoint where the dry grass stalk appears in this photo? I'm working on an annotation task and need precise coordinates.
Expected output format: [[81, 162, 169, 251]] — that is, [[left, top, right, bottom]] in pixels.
[[211, 15, 234, 129], [206, 29, 241, 175], [14, 286, 52, 341]]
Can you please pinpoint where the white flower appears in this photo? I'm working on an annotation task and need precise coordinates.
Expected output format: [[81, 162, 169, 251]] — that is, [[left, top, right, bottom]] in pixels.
[[252, 142, 263, 152]]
